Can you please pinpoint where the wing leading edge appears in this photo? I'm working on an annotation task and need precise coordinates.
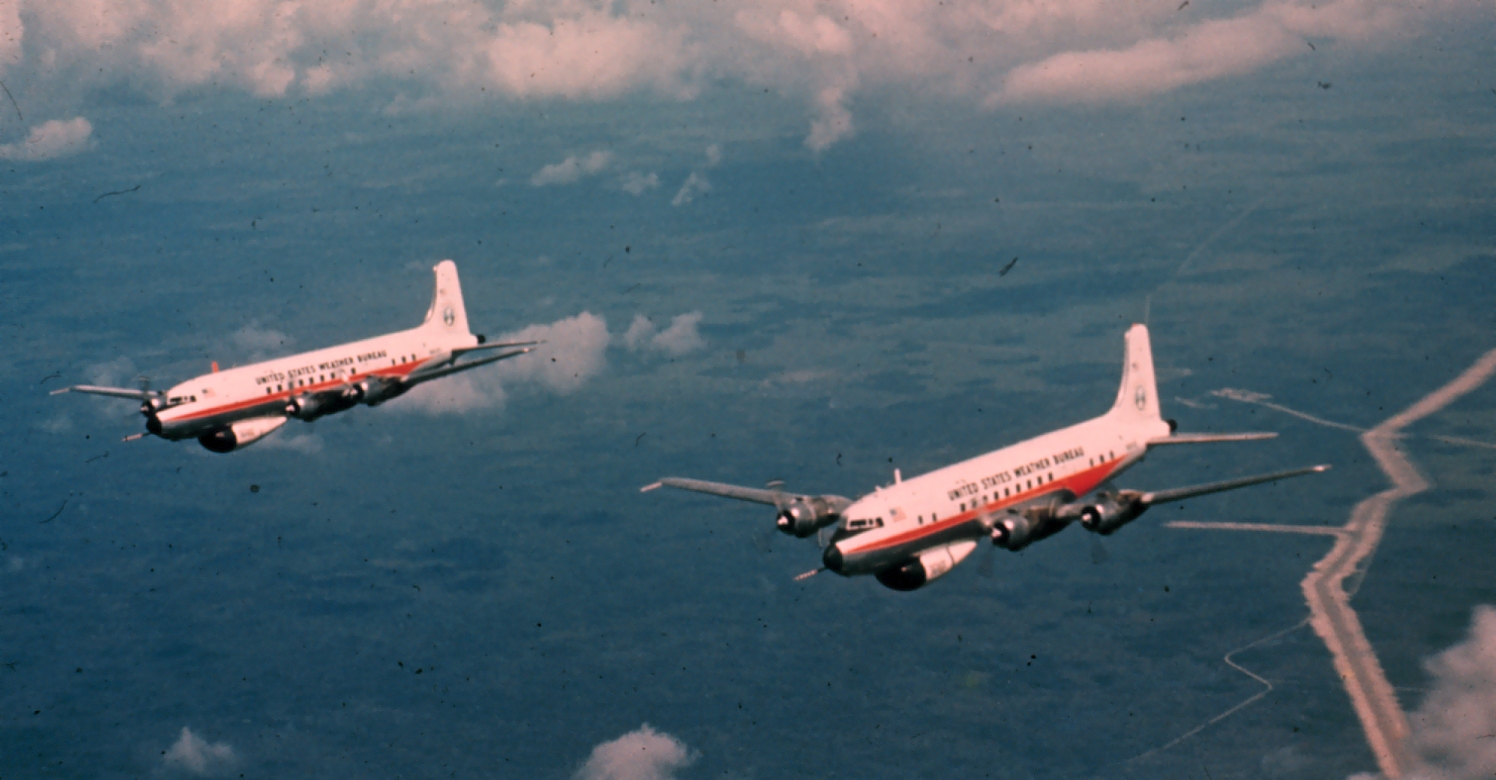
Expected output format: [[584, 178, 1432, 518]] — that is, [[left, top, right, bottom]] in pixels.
[[641, 477, 785, 506], [48, 384, 159, 401]]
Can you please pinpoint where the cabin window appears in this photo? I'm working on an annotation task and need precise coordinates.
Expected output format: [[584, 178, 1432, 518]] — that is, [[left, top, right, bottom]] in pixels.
[[1048, 472, 1054, 482], [959, 502, 966, 512], [276, 384, 282, 392]]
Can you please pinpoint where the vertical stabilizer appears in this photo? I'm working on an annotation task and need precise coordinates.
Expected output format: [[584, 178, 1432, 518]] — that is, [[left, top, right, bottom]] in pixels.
[[423, 260, 472, 337], [1110, 324, 1162, 422]]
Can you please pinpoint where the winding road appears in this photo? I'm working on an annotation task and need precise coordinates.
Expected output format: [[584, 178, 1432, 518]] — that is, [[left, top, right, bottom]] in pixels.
[[1171, 346, 1496, 777]]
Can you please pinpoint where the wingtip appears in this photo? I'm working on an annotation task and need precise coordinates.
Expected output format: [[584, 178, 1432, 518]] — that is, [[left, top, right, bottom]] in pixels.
[[1312, 464, 1332, 472], [640, 481, 662, 493]]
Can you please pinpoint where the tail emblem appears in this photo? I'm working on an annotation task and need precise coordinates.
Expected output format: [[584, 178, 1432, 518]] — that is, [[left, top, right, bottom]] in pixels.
[[443, 306, 455, 327], [1135, 385, 1147, 410]]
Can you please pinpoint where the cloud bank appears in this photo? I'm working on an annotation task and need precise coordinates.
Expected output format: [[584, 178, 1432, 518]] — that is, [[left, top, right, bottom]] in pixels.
[[574, 724, 696, 780], [532, 151, 613, 187], [622, 312, 706, 356], [400, 309, 705, 413], [162, 727, 235, 776], [1404, 605, 1496, 780], [2, 0, 1479, 150], [398, 311, 611, 413], [0, 118, 93, 161]]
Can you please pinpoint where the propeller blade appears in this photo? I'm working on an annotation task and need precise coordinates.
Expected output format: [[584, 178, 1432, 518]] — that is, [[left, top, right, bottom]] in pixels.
[[765, 479, 788, 510], [122, 432, 148, 443], [1089, 536, 1110, 565], [793, 567, 823, 581]]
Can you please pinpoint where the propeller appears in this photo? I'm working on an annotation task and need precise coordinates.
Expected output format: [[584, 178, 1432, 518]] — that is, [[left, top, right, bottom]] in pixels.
[[975, 511, 1002, 578], [766, 478, 789, 528], [976, 542, 996, 578]]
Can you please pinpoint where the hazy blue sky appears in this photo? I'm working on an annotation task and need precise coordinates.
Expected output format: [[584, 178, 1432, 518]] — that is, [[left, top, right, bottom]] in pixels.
[[2, 1, 1494, 778]]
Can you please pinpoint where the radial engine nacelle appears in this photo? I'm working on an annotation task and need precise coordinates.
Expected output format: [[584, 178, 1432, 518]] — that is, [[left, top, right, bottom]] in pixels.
[[775, 496, 848, 538], [198, 416, 288, 453], [353, 375, 405, 406], [1078, 491, 1148, 535], [989, 512, 1037, 551], [874, 540, 979, 591], [285, 394, 325, 420]]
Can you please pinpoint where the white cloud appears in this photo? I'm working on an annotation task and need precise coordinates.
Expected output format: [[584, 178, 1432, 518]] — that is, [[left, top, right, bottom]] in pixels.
[[228, 324, 292, 362], [652, 312, 706, 356], [531, 151, 613, 187], [1404, 605, 1496, 780], [991, 0, 1455, 105], [87, 355, 138, 389], [0, 117, 93, 161], [621, 171, 660, 195], [622, 312, 706, 356], [622, 315, 657, 351], [575, 724, 696, 780], [704, 144, 721, 167], [162, 727, 235, 776], [805, 85, 854, 152], [670, 171, 710, 206], [397, 311, 611, 413], [257, 430, 322, 454]]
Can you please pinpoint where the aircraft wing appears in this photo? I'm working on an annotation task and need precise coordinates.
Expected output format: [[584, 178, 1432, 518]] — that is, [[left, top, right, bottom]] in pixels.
[[49, 384, 159, 401], [1147, 432, 1278, 446], [640, 477, 787, 506], [403, 347, 534, 385], [1049, 463, 1330, 534], [1138, 464, 1330, 505]]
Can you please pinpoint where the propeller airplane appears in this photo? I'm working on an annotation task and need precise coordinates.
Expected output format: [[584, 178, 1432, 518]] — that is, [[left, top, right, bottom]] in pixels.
[[51, 260, 536, 453], [643, 324, 1329, 590]]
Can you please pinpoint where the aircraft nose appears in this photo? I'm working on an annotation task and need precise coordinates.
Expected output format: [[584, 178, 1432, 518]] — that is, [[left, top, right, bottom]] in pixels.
[[822, 544, 844, 573]]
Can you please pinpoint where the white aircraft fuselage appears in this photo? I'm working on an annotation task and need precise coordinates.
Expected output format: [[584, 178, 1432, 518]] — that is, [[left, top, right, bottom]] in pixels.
[[824, 326, 1170, 584], [55, 260, 533, 453], [645, 324, 1327, 590]]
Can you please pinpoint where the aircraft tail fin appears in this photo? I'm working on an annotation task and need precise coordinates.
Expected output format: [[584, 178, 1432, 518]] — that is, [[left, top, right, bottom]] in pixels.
[[422, 260, 473, 337], [1109, 324, 1163, 423]]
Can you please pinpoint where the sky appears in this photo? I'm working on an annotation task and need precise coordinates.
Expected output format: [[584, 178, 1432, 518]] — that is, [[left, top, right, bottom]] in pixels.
[[2, 0, 1495, 778]]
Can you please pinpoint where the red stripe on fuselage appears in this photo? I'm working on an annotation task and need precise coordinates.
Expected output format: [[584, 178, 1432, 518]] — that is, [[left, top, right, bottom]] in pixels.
[[162, 361, 423, 423], [843, 457, 1125, 555]]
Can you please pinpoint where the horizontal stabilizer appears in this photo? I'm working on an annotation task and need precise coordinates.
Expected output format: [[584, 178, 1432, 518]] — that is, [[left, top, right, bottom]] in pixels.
[[642, 477, 789, 506], [405, 348, 533, 384], [49, 384, 160, 401], [451, 340, 542, 357], [1140, 464, 1330, 505], [1147, 432, 1277, 446]]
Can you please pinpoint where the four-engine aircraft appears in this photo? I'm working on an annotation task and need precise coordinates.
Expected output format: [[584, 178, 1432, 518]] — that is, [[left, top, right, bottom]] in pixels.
[[643, 324, 1329, 590], [52, 260, 535, 453]]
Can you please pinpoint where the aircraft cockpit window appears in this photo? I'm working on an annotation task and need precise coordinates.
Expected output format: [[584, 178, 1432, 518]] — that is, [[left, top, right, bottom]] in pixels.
[[845, 517, 884, 531]]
